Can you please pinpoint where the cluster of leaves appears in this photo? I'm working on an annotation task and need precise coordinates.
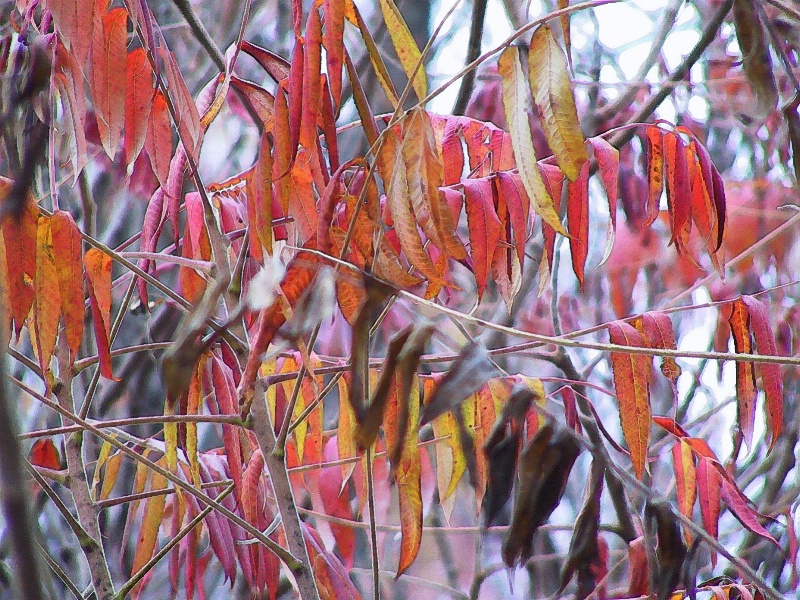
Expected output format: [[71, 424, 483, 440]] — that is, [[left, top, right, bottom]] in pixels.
[[3, 0, 800, 599]]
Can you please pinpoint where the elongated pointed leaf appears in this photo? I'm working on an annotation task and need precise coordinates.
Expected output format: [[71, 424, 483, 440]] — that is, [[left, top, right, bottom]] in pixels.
[[378, 0, 427, 102], [673, 439, 696, 543], [644, 125, 664, 226], [84, 248, 116, 380], [663, 131, 691, 250], [346, 0, 399, 108], [463, 178, 502, 298], [741, 295, 783, 448], [640, 311, 681, 382], [608, 320, 651, 479], [301, 8, 323, 150], [33, 216, 61, 377], [50, 211, 84, 362], [566, 161, 589, 289], [124, 47, 154, 169], [322, 0, 345, 109], [696, 457, 721, 564], [529, 24, 587, 181], [0, 183, 37, 336], [130, 473, 168, 595], [589, 136, 619, 265], [728, 298, 756, 447], [720, 477, 780, 547], [733, 0, 777, 118], [91, 7, 127, 159], [498, 46, 566, 234], [145, 90, 172, 188]]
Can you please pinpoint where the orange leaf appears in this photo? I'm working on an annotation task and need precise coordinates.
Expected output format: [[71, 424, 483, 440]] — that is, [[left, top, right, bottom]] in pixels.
[[663, 131, 691, 250], [322, 0, 345, 109], [463, 178, 502, 299], [124, 47, 154, 169], [696, 457, 721, 564], [728, 298, 756, 447], [640, 311, 681, 382], [1, 186, 38, 336], [566, 161, 589, 289], [84, 248, 116, 380], [130, 473, 168, 595], [643, 125, 664, 226], [90, 6, 127, 159], [301, 7, 323, 150], [608, 320, 651, 479], [672, 439, 696, 543], [33, 215, 61, 377], [50, 211, 84, 362]]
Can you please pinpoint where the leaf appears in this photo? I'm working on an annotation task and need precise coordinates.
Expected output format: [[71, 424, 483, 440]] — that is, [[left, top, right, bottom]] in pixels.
[[720, 477, 780, 547], [0, 183, 37, 336], [30, 438, 61, 470], [498, 46, 566, 234], [84, 248, 116, 380], [494, 171, 530, 272], [640, 311, 681, 382], [503, 425, 581, 568], [528, 24, 587, 181], [608, 320, 651, 479], [300, 7, 323, 150], [145, 91, 172, 189], [663, 131, 691, 250], [48, 0, 93, 67], [740, 295, 783, 448], [50, 211, 84, 362], [130, 472, 168, 595], [696, 457, 721, 564], [589, 136, 619, 265], [247, 132, 274, 257], [728, 298, 756, 448], [33, 215, 61, 377], [378, 0, 427, 102], [732, 0, 777, 118], [653, 415, 689, 438], [159, 47, 202, 160], [644, 125, 665, 226], [463, 178, 502, 298], [421, 341, 498, 425], [124, 47, 154, 169], [345, 1, 399, 108], [90, 6, 128, 159], [646, 500, 686, 600], [322, 0, 345, 109], [566, 161, 589, 289], [673, 439, 697, 544], [393, 373, 422, 577]]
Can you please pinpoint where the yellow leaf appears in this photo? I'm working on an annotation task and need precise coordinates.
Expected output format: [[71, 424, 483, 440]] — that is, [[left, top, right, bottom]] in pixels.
[[498, 46, 567, 235], [529, 25, 587, 182], [378, 0, 427, 102]]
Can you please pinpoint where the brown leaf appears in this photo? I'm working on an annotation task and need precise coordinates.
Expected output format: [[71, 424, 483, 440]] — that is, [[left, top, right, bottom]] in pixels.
[[733, 0, 778, 118], [646, 499, 687, 600]]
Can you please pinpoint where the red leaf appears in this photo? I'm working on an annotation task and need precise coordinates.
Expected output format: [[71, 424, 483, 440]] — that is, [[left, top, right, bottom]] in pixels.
[[1, 191, 38, 336], [30, 438, 61, 470], [672, 439, 696, 542], [741, 295, 784, 448], [566, 161, 589, 289], [145, 90, 172, 189], [301, 8, 323, 151], [608, 321, 651, 479], [652, 415, 689, 438], [90, 6, 127, 159], [463, 178, 502, 299], [663, 131, 692, 250], [50, 211, 84, 362], [643, 125, 664, 226], [720, 477, 780, 547], [48, 0, 93, 67], [696, 457, 721, 565], [287, 41, 305, 170], [124, 47, 154, 169], [159, 48, 202, 160], [84, 248, 116, 380], [640, 311, 681, 382], [494, 172, 530, 273], [589, 136, 619, 264], [728, 298, 757, 447], [322, 0, 345, 109]]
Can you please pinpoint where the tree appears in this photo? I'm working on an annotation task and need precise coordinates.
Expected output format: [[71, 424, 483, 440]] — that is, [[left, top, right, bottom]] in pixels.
[[1, 0, 798, 598]]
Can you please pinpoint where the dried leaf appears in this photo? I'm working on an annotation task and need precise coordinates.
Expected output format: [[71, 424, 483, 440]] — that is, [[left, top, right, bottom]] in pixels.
[[733, 0, 778, 118], [498, 46, 566, 234], [528, 25, 587, 181], [608, 320, 651, 479]]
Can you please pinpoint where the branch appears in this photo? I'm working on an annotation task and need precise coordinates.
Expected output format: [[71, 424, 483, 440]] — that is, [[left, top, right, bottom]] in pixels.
[[452, 0, 489, 115], [250, 381, 320, 600]]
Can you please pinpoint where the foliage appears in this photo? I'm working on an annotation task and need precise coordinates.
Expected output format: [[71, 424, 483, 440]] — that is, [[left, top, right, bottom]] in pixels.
[[1, 0, 799, 598]]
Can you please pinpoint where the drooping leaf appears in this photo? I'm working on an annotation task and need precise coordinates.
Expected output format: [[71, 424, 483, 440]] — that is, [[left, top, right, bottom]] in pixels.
[[663, 131, 691, 250], [646, 500, 687, 600], [303, 522, 361, 598], [421, 340, 498, 425], [463, 178, 502, 299], [696, 457, 721, 565], [528, 24, 587, 181], [84, 248, 116, 380], [345, 1, 399, 108], [740, 295, 784, 448], [608, 320, 651, 479], [503, 425, 581, 568], [145, 90, 172, 189], [322, 0, 345, 109], [673, 439, 697, 543], [494, 171, 530, 273], [50, 211, 84, 362], [124, 47, 154, 169], [589, 136, 619, 265], [644, 125, 665, 226], [377, 0, 427, 102], [498, 46, 566, 234], [0, 181, 37, 336], [566, 161, 589, 289], [33, 215, 61, 377], [29, 438, 61, 470], [732, 0, 778, 118], [90, 6, 127, 159], [640, 311, 681, 383], [691, 137, 726, 251], [159, 47, 202, 160], [720, 477, 780, 547], [728, 298, 756, 448], [130, 472, 168, 596], [301, 7, 323, 150]]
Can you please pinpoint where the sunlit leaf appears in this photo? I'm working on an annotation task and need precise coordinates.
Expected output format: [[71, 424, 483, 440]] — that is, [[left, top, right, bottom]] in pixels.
[[378, 0, 427, 102]]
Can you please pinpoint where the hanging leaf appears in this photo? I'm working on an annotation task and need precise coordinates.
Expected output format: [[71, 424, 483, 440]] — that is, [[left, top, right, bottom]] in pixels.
[[300, 7, 323, 150], [639, 311, 681, 383], [672, 439, 697, 543], [663, 131, 692, 250], [33, 215, 61, 377], [608, 320, 651, 479], [84, 248, 116, 380], [90, 6, 128, 159], [50, 211, 84, 362], [145, 90, 172, 189], [644, 125, 665, 226], [322, 0, 345, 109], [646, 500, 686, 600], [498, 46, 566, 234], [124, 47, 154, 169], [720, 477, 780, 547], [740, 295, 784, 449], [377, 0, 427, 102], [732, 0, 778, 118], [463, 178, 502, 299], [566, 161, 589, 289], [528, 24, 587, 181], [0, 182, 37, 337], [696, 457, 721, 564], [345, 1, 399, 108], [728, 298, 756, 448], [589, 136, 619, 265]]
